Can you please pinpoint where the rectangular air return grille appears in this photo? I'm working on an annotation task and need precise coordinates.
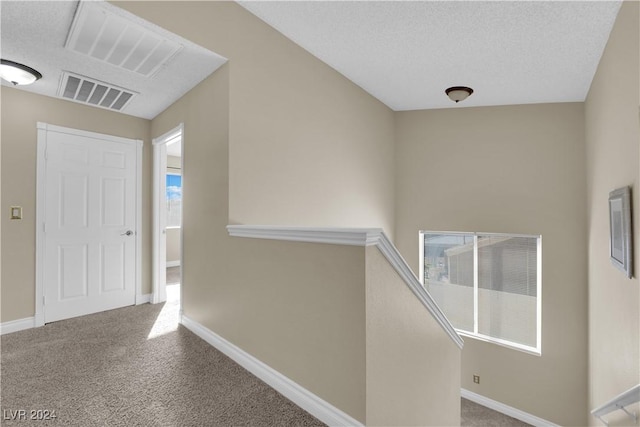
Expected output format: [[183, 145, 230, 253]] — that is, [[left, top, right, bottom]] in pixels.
[[65, 2, 182, 77], [58, 72, 137, 112]]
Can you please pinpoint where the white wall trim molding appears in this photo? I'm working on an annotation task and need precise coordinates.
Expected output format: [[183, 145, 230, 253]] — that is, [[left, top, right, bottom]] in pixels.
[[1, 295, 151, 335], [35, 124, 47, 327], [36, 122, 141, 145], [374, 231, 463, 349], [461, 389, 560, 427], [1, 317, 35, 335], [166, 260, 181, 268], [226, 225, 464, 349], [34, 312, 44, 328], [134, 138, 143, 305], [136, 294, 152, 305], [227, 225, 383, 246], [181, 315, 363, 427]]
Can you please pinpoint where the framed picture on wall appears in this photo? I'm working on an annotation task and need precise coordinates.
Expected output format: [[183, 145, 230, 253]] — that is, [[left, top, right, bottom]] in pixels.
[[609, 186, 633, 278]]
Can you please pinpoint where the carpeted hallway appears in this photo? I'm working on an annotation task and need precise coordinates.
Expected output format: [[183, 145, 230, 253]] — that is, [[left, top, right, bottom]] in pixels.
[[461, 399, 530, 426], [1, 277, 529, 426], [0, 285, 323, 426]]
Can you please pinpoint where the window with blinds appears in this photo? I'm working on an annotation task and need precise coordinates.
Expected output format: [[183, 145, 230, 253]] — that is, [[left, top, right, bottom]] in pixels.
[[420, 231, 542, 354]]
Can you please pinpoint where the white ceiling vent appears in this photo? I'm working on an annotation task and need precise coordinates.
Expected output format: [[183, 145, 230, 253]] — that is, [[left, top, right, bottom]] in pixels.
[[58, 72, 137, 112], [65, 2, 182, 78]]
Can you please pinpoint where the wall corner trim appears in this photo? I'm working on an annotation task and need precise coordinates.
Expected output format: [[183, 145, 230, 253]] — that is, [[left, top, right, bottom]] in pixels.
[[136, 294, 152, 305], [226, 225, 464, 349], [227, 224, 383, 246], [461, 388, 560, 427], [180, 315, 364, 427], [1, 317, 36, 335]]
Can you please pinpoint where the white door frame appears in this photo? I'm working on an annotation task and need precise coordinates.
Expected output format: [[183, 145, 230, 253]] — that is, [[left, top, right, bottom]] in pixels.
[[35, 122, 143, 327], [152, 123, 183, 304]]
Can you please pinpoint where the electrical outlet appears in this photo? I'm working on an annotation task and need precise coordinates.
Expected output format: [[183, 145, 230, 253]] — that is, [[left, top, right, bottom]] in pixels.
[[473, 375, 480, 384]]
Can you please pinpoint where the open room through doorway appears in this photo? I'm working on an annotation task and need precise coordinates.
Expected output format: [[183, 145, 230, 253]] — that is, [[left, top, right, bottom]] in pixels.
[[165, 140, 182, 305], [153, 125, 183, 308]]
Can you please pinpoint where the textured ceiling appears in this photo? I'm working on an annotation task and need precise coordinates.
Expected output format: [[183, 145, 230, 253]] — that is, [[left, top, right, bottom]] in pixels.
[[1, 1, 623, 115], [0, 1, 227, 119], [238, 1, 622, 110]]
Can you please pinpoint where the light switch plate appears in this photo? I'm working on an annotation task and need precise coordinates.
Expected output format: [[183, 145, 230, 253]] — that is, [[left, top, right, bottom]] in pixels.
[[10, 206, 22, 220]]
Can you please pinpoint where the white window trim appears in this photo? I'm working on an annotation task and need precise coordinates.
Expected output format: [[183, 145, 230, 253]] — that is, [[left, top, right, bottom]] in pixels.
[[419, 230, 542, 356]]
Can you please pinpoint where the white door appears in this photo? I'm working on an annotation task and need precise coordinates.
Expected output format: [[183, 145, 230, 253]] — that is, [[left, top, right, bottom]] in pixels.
[[43, 129, 137, 323]]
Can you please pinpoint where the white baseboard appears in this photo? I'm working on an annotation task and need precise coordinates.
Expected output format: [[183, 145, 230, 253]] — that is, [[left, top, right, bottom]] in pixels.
[[180, 315, 363, 427], [461, 388, 559, 427], [166, 260, 181, 268], [1, 317, 35, 335], [136, 294, 152, 305], [3, 296, 152, 334]]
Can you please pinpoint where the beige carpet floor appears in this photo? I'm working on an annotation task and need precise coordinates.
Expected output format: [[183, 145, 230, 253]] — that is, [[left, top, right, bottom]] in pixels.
[[2, 284, 529, 426], [461, 398, 531, 426], [0, 286, 323, 427]]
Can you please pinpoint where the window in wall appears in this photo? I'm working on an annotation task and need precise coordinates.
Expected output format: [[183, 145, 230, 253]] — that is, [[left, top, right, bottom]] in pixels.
[[419, 231, 542, 354], [166, 173, 182, 228]]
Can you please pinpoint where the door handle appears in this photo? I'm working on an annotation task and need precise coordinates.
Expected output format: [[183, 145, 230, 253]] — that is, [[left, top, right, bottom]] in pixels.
[[121, 230, 134, 236]]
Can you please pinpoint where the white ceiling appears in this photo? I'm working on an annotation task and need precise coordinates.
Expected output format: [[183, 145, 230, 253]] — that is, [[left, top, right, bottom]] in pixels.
[[238, 1, 623, 111], [0, 1, 227, 120], [1, 1, 623, 115]]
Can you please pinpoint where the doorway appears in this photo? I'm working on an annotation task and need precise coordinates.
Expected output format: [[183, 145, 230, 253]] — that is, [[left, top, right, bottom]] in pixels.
[[152, 124, 183, 306], [35, 123, 142, 325]]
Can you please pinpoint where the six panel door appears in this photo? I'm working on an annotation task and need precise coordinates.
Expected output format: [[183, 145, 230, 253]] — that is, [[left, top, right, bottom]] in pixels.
[[43, 130, 137, 323]]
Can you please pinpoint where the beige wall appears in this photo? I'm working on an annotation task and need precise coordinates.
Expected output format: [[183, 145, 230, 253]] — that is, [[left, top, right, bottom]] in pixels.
[[142, 0, 391, 412], [395, 103, 588, 426], [365, 246, 460, 426], [151, 63, 369, 419], [585, 1, 640, 425], [140, 1, 399, 420], [166, 228, 180, 264], [0, 87, 152, 323], [228, 238, 367, 422], [5, 1, 637, 425], [116, 1, 396, 237], [151, 62, 230, 331], [0, 89, 2, 326]]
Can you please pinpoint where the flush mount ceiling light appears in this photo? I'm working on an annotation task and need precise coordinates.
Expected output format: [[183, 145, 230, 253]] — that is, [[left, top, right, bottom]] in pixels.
[[0, 59, 42, 85], [445, 86, 474, 103]]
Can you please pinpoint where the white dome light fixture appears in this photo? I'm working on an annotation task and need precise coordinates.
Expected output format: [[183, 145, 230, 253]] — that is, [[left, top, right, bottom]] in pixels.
[[0, 59, 42, 86], [445, 86, 474, 103]]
